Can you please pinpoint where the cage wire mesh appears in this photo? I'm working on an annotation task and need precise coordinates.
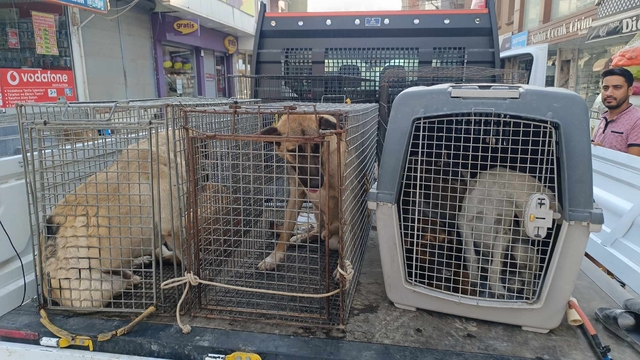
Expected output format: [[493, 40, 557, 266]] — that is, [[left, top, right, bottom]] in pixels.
[[227, 75, 377, 104], [17, 97, 259, 314], [399, 112, 561, 303], [378, 66, 531, 161], [182, 102, 377, 326]]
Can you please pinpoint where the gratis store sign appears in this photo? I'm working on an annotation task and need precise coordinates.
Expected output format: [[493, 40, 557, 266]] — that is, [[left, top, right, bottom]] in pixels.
[[0, 68, 77, 109], [45, 0, 108, 14]]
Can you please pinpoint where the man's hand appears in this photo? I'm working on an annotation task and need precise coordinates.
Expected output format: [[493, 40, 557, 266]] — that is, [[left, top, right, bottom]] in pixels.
[[592, 142, 604, 147]]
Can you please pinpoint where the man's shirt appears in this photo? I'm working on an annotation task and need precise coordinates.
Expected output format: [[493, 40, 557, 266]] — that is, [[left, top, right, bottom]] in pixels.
[[592, 104, 640, 153]]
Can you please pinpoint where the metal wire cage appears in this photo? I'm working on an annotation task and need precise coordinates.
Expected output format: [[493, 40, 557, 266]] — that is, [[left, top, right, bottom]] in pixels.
[[377, 66, 530, 160], [228, 75, 377, 104], [17, 97, 259, 314], [181, 102, 377, 326]]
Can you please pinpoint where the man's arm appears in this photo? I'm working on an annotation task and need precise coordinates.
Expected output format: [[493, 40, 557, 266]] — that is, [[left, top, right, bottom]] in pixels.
[[628, 146, 640, 156], [628, 119, 640, 156]]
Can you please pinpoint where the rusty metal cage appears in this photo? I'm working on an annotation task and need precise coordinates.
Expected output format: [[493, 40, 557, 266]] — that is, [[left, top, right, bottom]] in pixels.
[[377, 66, 530, 160], [228, 75, 377, 104], [18, 97, 259, 314], [181, 103, 377, 326]]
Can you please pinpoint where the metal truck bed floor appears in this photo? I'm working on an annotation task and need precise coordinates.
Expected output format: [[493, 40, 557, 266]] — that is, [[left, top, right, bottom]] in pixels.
[[1, 231, 639, 360]]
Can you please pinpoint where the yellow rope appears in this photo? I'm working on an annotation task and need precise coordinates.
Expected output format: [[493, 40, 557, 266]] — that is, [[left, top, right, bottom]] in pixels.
[[160, 260, 354, 334], [39, 308, 75, 341], [97, 306, 157, 341], [39, 305, 156, 347]]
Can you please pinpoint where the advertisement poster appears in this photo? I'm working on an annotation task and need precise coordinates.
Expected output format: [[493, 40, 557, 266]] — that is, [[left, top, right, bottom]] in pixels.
[[32, 11, 59, 56], [0, 68, 76, 109], [7, 29, 19, 49]]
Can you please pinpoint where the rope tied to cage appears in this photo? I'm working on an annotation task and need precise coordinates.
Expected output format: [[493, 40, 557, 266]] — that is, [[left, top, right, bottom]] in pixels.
[[161, 260, 354, 335]]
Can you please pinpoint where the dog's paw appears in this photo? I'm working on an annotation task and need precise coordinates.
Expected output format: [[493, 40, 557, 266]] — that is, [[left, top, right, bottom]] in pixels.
[[289, 233, 305, 244], [125, 275, 142, 290], [132, 255, 153, 268], [258, 251, 285, 271], [328, 234, 340, 251]]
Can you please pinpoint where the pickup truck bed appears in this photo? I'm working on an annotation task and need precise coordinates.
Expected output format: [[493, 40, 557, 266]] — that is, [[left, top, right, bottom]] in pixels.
[[1, 231, 638, 360]]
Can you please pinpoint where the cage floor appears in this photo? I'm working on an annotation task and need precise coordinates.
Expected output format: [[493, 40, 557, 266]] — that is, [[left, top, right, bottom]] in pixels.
[[194, 229, 345, 325], [108, 263, 183, 314]]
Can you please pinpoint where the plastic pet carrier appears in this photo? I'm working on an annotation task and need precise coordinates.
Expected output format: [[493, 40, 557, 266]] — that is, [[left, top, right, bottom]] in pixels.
[[368, 84, 604, 333]]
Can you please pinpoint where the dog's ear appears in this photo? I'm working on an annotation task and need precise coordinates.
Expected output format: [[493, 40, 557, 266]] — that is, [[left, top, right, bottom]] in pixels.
[[318, 115, 343, 131], [260, 126, 281, 136], [259, 126, 281, 147]]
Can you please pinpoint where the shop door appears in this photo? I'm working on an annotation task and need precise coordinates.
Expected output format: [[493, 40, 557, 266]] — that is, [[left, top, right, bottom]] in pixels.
[[203, 50, 217, 98], [216, 54, 227, 97]]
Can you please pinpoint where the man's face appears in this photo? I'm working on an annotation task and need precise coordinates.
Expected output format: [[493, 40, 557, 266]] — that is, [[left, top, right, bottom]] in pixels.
[[602, 75, 633, 110]]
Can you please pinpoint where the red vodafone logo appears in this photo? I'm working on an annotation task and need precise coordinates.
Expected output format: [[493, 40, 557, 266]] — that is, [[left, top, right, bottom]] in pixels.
[[5, 70, 70, 86], [6, 71, 19, 86], [1, 68, 77, 109]]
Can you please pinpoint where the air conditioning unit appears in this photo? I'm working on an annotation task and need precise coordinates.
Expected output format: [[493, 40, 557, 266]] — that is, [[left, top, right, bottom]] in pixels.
[[368, 83, 604, 333]]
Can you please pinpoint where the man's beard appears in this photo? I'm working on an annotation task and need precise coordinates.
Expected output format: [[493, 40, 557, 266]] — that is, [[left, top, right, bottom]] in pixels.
[[603, 95, 629, 110]]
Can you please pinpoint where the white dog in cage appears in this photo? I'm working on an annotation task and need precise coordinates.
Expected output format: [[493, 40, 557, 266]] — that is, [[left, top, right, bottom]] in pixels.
[[459, 166, 560, 299], [40, 130, 186, 309]]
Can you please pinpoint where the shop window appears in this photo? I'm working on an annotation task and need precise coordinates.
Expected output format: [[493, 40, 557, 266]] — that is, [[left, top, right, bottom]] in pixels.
[[550, 0, 592, 20], [162, 45, 196, 97], [507, 0, 515, 23], [0, 4, 72, 70], [522, 0, 542, 30]]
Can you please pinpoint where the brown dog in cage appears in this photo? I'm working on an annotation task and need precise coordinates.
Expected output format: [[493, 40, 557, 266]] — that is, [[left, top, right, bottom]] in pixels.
[[404, 217, 476, 297], [40, 130, 187, 309], [256, 113, 345, 271]]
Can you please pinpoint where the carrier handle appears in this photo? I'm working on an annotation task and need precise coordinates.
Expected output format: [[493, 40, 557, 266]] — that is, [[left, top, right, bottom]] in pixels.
[[450, 85, 521, 99]]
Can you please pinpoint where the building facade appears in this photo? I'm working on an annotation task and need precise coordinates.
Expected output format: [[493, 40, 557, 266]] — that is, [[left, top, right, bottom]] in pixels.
[[496, 0, 640, 109], [0, 0, 259, 108], [152, 0, 258, 97]]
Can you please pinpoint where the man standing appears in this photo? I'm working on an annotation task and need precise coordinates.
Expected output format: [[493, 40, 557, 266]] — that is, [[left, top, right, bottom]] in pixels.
[[592, 67, 640, 156]]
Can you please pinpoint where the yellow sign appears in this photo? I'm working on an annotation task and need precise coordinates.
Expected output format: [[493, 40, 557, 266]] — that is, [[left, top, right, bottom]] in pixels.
[[224, 35, 238, 54], [173, 20, 199, 35]]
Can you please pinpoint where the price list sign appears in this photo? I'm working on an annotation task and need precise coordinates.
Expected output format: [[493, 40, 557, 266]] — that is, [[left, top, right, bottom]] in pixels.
[[32, 11, 59, 56]]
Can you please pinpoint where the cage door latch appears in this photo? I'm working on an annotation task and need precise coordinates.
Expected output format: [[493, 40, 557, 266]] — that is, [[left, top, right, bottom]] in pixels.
[[524, 194, 555, 239]]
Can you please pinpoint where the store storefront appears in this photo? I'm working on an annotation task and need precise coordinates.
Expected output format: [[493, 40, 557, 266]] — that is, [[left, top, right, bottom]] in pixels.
[[582, 6, 640, 113], [526, 7, 598, 103], [152, 14, 236, 98], [0, 1, 77, 110]]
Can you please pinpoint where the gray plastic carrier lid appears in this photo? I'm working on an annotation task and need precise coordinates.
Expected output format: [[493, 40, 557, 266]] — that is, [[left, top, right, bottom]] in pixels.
[[369, 83, 604, 225]]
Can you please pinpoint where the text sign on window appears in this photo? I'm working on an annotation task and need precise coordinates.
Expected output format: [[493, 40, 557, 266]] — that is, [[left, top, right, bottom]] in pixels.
[[44, 0, 108, 14]]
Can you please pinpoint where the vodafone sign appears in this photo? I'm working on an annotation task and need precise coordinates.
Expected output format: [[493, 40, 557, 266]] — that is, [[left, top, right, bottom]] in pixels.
[[0, 68, 77, 108]]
